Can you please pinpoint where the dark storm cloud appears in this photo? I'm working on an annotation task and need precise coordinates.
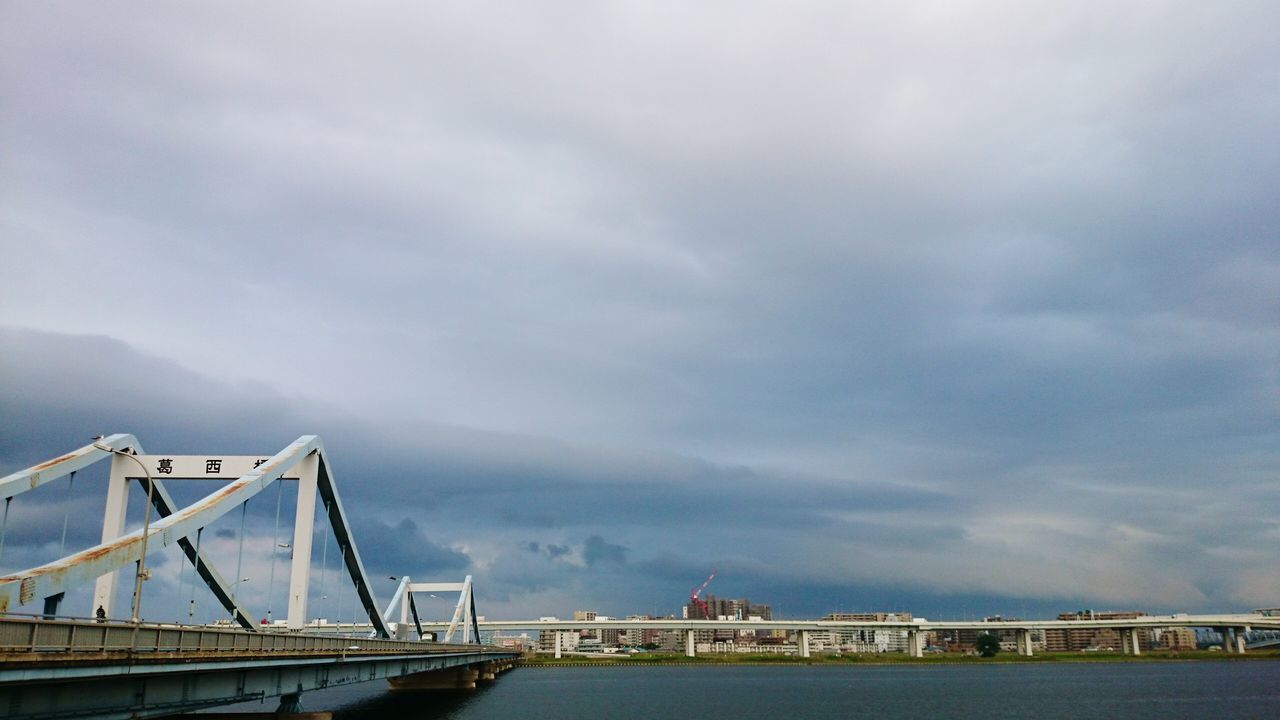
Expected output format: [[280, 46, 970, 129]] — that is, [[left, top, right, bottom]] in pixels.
[[348, 518, 469, 577], [2, 2, 1278, 618], [582, 535, 628, 566]]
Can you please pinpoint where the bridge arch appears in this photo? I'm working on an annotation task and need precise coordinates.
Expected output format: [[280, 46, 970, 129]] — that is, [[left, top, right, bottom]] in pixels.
[[0, 434, 392, 638]]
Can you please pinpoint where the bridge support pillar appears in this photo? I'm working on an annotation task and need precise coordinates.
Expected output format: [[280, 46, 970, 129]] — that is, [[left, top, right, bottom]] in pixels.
[[686, 629, 696, 658], [1016, 629, 1034, 657], [389, 667, 480, 691], [554, 631, 563, 659], [907, 630, 924, 658], [91, 454, 132, 617], [277, 686, 305, 713], [1120, 628, 1141, 656], [287, 454, 319, 630], [1219, 627, 1246, 654], [799, 630, 811, 658]]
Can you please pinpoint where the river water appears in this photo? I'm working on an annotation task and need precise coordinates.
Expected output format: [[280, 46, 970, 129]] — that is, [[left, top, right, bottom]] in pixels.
[[226, 661, 1280, 719]]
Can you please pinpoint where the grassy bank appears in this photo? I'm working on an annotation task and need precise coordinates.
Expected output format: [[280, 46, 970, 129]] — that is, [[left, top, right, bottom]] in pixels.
[[519, 649, 1280, 667]]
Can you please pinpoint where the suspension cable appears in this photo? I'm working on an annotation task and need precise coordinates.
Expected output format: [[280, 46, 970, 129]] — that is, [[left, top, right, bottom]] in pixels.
[[0, 496, 10, 562], [175, 525, 187, 623], [189, 527, 203, 621], [317, 498, 331, 624], [232, 499, 248, 622], [336, 545, 346, 631], [58, 471, 76, 556], [265, 480, 284, 623]]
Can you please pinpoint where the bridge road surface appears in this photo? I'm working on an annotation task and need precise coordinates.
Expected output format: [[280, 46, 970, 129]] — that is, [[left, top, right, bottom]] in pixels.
[[0, 616, 520, 720]]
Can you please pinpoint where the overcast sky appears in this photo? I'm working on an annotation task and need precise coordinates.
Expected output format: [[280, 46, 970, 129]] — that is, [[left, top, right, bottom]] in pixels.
[[2, 2, 1277, 623]]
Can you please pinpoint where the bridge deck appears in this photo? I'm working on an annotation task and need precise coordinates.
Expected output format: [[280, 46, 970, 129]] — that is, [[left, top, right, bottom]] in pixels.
[[0, 617, 520, 720], [0, 616, 479, 662]]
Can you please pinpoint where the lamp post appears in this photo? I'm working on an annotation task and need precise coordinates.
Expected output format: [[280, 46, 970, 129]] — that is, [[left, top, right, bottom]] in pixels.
[[265, 543, 291, 623], [230, 577, 250, 623], [92, 441, 155, 625]]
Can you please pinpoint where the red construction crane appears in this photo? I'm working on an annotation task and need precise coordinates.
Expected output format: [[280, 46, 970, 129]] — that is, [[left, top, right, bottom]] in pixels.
[[689, 569, 717, 619]]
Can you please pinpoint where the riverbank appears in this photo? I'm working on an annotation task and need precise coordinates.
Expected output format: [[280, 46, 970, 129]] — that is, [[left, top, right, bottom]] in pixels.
[[519, 649, 1280, 667]]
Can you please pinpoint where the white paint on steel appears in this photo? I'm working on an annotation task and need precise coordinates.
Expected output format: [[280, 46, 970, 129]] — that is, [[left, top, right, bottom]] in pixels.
[[92, 453, 133, 618], [0, 435, 392, 638], [0, 434, 138, 500], [379, 578, 476, 643], [286, 453, 318, 630]]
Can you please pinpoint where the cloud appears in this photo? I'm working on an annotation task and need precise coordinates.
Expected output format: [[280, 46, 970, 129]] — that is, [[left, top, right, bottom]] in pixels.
[[1, 2, 1278, 621], [349, 518, 470, 578], [582, 535, 628, 566]]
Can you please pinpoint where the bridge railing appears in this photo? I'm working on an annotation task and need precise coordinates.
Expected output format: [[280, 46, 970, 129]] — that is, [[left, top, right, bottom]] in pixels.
[[0, 617, 488, 656]]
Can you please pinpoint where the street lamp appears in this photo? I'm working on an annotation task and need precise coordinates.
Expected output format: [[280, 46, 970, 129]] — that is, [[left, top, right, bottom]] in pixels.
[[228, 577, 250, 624], [92, 441, 155, 625]]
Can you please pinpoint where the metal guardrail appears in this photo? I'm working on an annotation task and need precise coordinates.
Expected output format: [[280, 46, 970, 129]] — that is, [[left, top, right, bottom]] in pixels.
[[0, 616, 481, 656]]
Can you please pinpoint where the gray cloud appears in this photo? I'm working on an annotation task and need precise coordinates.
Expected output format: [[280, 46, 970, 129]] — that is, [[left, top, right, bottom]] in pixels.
[[350, 518, 470, 578], [582, 535, 628, 567], [2, 2, 1278, 620]]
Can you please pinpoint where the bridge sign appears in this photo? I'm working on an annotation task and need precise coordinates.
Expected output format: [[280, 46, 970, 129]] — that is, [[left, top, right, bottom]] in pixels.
[[127, 455, 303, 479]]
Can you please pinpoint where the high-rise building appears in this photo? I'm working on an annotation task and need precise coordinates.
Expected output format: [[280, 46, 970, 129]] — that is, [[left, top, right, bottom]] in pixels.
[[683, 596, 774, 645], [1157, 627, 1197, 651], [1043, 611, 1153, 652], [685, 595, 771, 621], [817, 612, 913, 652]]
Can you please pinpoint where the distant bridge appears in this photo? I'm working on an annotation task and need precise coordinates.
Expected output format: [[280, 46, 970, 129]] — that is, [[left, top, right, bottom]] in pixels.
[[0, 435, 518, 720], [420, 614, 1280, 658]]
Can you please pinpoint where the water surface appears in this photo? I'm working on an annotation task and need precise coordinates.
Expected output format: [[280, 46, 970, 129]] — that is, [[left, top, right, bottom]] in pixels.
[[226, 662, 1280, 719]]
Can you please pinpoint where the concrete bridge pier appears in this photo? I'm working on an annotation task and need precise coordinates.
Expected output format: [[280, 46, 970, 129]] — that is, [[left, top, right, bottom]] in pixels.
[[799, 630, 811, 658], [1118, 628, 1141, 655], [907, 630, 924, 658], [1016, 629, 1034, 657], [685, 629, 697, 658], [1217, 627, 1247, 654], [388, 667, 480, 692], [276, 686, 305, 713], [476, 660, 516, 682]]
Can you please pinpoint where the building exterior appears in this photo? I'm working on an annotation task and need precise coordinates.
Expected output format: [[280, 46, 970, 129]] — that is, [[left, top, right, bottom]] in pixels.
[[1043, 611, 1153, 652], [929, 617, 1045, 653], [682, 596, 774, 646], [489, 632, 535, 651], [812, 613, 915, 653], [536, 630, 579, 653], [1157, 626, 1197, 651], [685, 595, 771, 621], [699, 640, 799, 654]]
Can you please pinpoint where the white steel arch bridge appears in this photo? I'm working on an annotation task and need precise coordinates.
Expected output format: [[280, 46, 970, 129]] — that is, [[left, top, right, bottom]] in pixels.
[[0, 434, 516, 720]]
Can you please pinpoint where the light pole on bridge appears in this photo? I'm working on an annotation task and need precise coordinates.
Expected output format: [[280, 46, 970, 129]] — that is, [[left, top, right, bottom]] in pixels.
[[92, 440, 155, 625]]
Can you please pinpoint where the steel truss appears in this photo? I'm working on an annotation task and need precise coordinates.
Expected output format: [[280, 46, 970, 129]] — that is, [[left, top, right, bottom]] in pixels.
[[381, 575, 481, 643], [0, 434, 391, 638]]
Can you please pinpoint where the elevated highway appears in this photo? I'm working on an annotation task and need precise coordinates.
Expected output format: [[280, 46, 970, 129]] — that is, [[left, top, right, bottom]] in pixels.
[[419, 613, 1280, 658]]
